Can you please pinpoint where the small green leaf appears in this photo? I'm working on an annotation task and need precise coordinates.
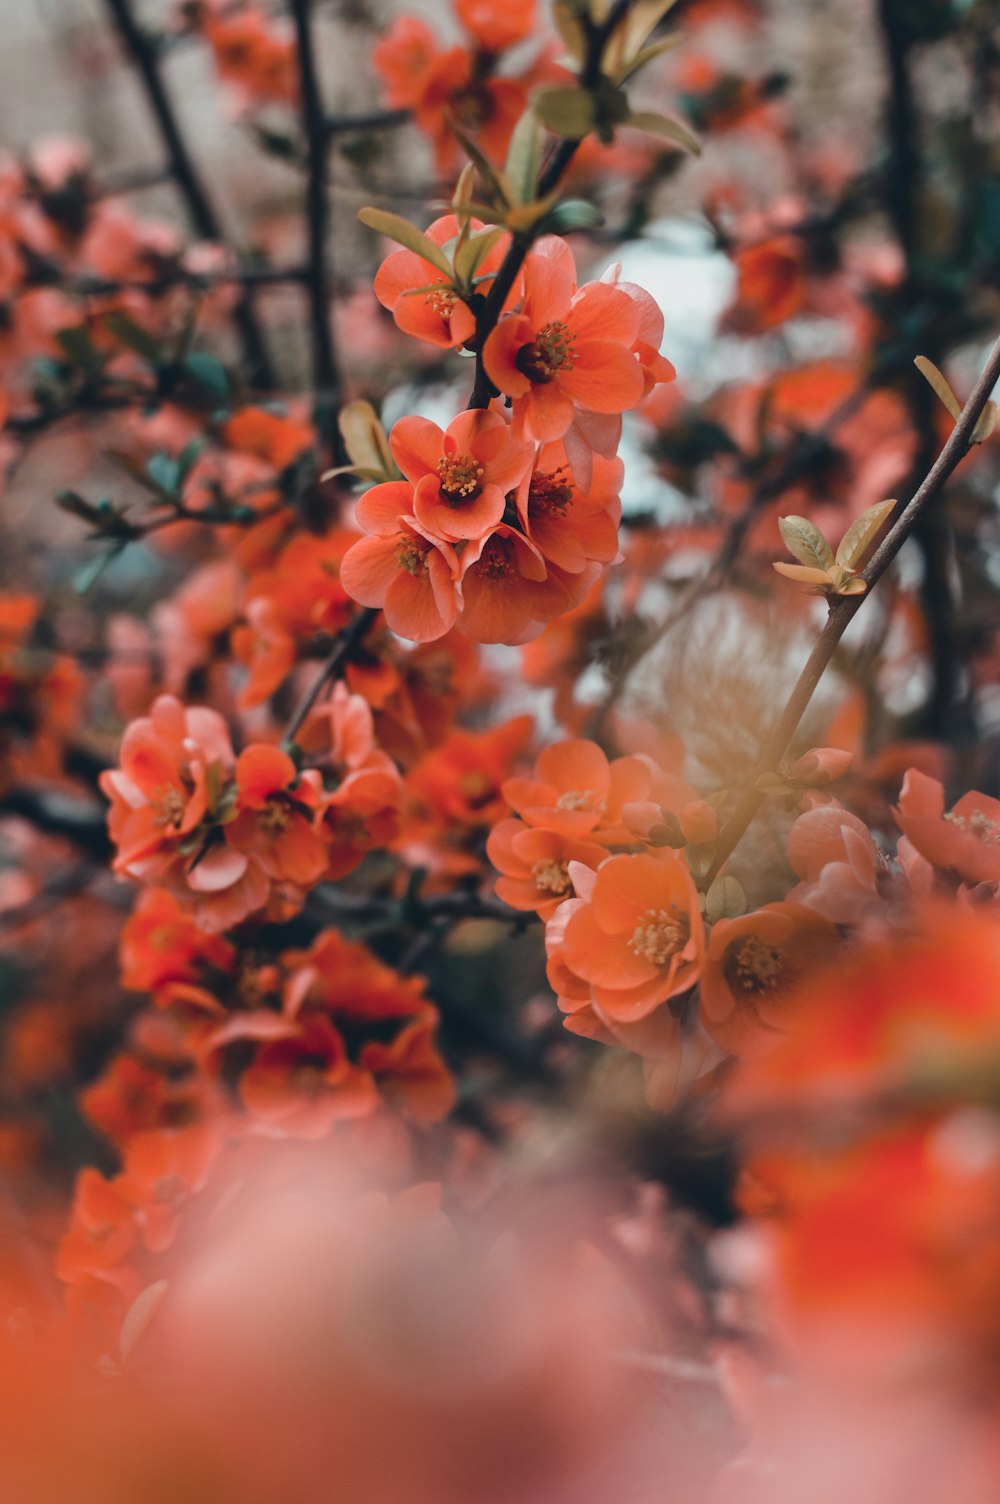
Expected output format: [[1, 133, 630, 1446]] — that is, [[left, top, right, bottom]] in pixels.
[[543, 199, 604, 234], [356, 207, 453, 278], [55, 325, 103, 373], [452, 226, 505, 286], [147, 451, 181, 497], [504, 107, 545, 206], [625, 110, 701, 155], [704, 875, 747, 923], [914, 355, 961, 420], [74, 546, 122, 595], [615, 33, 683, 85], [336, 399, 397, 480], [551, 1, 586, 64], [102, 311, 163, 363], [182, 351, 231, 399], [778, 514, 835, 571], [533, 87, 598, 142], [835, 498, 895, 571], [684, 840, 717, 879]]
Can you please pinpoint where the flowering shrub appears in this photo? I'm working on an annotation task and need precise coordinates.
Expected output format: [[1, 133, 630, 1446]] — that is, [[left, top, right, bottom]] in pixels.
[[2, 0, 1000, 1498]]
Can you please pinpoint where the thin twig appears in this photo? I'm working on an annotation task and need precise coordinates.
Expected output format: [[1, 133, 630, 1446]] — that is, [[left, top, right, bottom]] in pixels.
[[702, 331, 1000, 888], [326, 107, 410, 135], [290, 0, 343, 463], [282, 605, 380, 742], [467, 0, 634, 409], [102, 0, 274, 387]]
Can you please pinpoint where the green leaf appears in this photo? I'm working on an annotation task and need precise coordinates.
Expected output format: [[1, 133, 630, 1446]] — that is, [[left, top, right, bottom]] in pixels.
[[625, 110, 701, 155], [452, 226, 505, 287], [336, 399, 397, 480], [441, 119, 512, 213], [533, 87, 598, 142], [55, 325, 103, 374], [615, 33, 684, 85], [551, 1, 586, 64], [147, 452, 181, 497], [74, 546, 122, 595], [778, 514, 835, 571], [105, 448, 176, 503], [835, 498, 895, 570], [543, 199, 604, 234], [357, 207, 453, 278], [504, 107, 545, 206], [182, 351, 231, 400], [914, 355, 961, 420], [102, 311, 163, 362], [704, 875, 747, 923]]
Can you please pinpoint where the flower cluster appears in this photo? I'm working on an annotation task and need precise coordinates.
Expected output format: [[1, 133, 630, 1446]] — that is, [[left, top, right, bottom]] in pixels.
[[100, 690, 401, 932], [343, 235, 674, 645]]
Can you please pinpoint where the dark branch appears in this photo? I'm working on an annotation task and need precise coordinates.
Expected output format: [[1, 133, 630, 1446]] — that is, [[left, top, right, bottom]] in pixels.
[[102, 0, 275, 387]]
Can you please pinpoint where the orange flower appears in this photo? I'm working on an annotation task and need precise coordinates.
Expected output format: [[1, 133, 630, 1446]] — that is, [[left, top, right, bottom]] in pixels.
[[374, 214, 510, 350], [119, 1122, 220, 1253], [724, 236, 806, 332], [100, 693, 235, 878], [502, 737, 655, 842], [282, 927, 428, 1024], [562, 850, 705, 1022], [375, 409, 533, 544], [457, 524, 596, 644], [726, 906, 1000, 1119], [340, 517, 460, 643], [372, 18, 526, 171], [483, 239, 645, 446], [300, 683, 403, 880], [232, 530, 355, 708], [56, 1168, 135, 1285], [895, 769, 1000, 887], [359, 1011, 456, 1125], [226, 744, 328, 887], [212, 1011, 379, 1139], [487, 817, 606, 919], [120, 887, 235, 997], [513, 445, 621, 574], [701, 901, 842, 1055], [455, 0, 536, 51]]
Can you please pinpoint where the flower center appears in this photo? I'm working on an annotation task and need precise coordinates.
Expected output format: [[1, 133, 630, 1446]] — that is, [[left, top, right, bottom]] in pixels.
[[628, 907, 689, 967], [396, 537, 430, 577], [529, 467, 574, 515], [152, 1173, 184, 1205], [151, 785, 186, 830], [460, 771, 494, 808], [424, 286, 457, 320], [476, 538, 512, 580], [437, 453, 484, 503], [531, 858, 572, 896], [516, 320, 575, 384], [729, 934, 783, 994], [257, 802, 291, 837], [944, 808, 1000, 844], [555, 788, 601, 812]]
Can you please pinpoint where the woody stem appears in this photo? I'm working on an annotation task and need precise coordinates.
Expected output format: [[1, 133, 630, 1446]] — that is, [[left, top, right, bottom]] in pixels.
[[702, 330, 1000, 890], [468, 0, 634, 409], [103, 0, 274, 388], [291, 0, 345, 466]]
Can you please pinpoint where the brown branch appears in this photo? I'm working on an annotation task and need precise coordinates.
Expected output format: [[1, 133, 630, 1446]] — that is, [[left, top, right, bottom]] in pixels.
[[290, 0, 343, 464], [702, 331, 1000, 888], [467, 0, 634, 410], [282, 605, 380, 743], [102, 0, 274, 388]]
